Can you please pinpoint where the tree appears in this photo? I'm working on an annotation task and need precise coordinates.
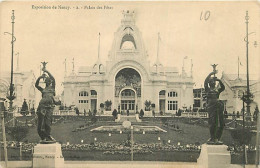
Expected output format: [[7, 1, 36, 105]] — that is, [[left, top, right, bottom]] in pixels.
[[21, 99, 29, 116], [105, 100, 112, 111], [144, 100, 151, 111]]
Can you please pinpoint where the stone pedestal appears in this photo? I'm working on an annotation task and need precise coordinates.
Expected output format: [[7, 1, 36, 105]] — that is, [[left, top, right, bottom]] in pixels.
[[33, 143, 64, 168], [115, 114, 121, 122], [135, 114, 142, 122], [197, 144, 231, 168]]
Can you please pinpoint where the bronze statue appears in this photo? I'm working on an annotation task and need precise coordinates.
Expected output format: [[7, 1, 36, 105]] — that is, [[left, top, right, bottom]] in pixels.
[[204, 65, 225, 144], [35, 62, 56, 143]]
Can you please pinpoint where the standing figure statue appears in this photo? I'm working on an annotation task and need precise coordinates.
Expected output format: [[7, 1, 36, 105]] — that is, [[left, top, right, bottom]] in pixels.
[[35, 62, 56, 143], [204, 65, 225, 144]]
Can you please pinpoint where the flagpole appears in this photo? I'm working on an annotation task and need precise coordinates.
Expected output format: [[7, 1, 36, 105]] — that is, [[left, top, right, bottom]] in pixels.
[[238, 56, 240, 79], [98, 33, 100, 60], [191, 59, 193, 78], [64, 58, 67, 77], [72, 58, 74, 74], [157, 32, 160, 62], [245, 11, 251, 118]]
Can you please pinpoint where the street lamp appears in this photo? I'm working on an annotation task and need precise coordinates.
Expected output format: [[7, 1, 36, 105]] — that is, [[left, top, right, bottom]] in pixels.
[[244, 11, 255, 119], [4, 10, 16, 120], [131, 126, 134, 161]]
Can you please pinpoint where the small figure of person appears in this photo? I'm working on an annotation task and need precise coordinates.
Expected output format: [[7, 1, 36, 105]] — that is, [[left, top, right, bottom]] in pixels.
[[35, 65, 56, 142], [75, 107, 80, 116], [224, 109, 228, 119], [177, 108, 182, 116], [93, 109, 97, 116], [253, 106, 259, 121], [204, 67, 225, 144], [140, 109, 144, 118], [112, 109, 118, 119], [232, 111, 236, 120], [236, 111, 240, 119], [88, 109, 92, 117], [160, 111, 163, 116]]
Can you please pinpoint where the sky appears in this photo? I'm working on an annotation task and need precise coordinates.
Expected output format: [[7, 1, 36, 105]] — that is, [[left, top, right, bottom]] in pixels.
[[0, 1, 259, 95]]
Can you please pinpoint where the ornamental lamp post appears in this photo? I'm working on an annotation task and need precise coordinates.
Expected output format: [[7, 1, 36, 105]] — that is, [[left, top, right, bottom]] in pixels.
[[244, 11, 255, 120], [4, 10, 16, 125], [131, 125, 134, 161]]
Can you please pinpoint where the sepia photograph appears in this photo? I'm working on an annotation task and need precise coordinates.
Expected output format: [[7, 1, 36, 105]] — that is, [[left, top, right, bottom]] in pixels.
[[0, 1, 259, 168]]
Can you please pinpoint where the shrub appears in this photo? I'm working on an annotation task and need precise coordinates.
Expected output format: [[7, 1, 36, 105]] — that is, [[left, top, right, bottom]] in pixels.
[[151, 103, 155, 108], [105, 100, 112, 111], [100, 103, 104, 108], [21, 99, 29, 116]]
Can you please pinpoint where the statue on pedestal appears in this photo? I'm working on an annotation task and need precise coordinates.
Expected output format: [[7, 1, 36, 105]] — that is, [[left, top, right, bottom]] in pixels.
[[204, 64, 225, 144], [35, 62, 56, 143]]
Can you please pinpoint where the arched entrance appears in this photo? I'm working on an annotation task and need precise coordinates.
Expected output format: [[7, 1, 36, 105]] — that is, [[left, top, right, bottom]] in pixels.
[[115, 68, 141, 114], [120, 88, 137, 113]]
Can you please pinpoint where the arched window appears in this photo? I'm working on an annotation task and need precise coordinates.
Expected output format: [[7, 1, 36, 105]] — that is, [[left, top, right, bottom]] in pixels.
[[99, 64, 105, 74], [91, 90, 97, 96], [168, 91, 178, 97], [159, 90, 166, 96], [120, 34, 137, 49], [79, 91, 88, 97], [92, 64, 98, 74], [121, 89, 135, 97]]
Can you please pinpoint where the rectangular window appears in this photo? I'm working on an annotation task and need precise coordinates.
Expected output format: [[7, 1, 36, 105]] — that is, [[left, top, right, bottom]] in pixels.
[[121, 100, 135, 110], [168, 101, 178, 110], [194, 92, 201, 98], [194, 99, 201, 108]]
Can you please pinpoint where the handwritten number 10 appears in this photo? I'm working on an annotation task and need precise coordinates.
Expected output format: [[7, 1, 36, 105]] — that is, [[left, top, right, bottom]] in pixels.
[[200, 11, 210, 21]]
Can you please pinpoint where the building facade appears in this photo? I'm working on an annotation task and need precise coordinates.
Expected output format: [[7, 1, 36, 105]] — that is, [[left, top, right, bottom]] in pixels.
[[193, 88, 206, 110], [220, 72, 259, 114], [63, 11, 194, 114], [0, 69, 40, 113]]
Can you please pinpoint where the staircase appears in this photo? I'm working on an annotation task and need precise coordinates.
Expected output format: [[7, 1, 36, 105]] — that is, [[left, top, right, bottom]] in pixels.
[[115, 114, 142, 122]]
